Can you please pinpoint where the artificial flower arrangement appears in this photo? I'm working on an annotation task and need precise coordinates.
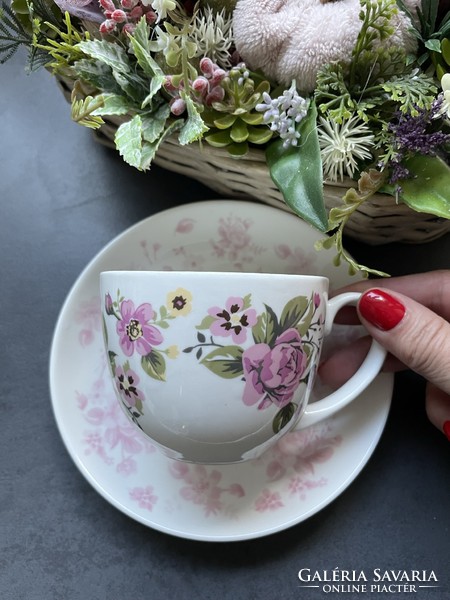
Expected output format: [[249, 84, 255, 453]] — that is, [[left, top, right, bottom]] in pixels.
[[1, 0, 450, 274]]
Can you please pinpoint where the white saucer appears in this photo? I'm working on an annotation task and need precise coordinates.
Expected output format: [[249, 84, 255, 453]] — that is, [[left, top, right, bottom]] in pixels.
[[49, 200, 393, 542]]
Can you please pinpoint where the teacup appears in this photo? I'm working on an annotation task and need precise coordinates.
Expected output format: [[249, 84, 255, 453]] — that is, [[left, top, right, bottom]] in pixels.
[[100, 271, 386, 464]]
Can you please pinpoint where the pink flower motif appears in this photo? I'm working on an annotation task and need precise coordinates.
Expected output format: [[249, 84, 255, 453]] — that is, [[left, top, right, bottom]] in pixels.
[[254, 489, 284, 512], [179, 465, 223, 515], [75, 296, 101, 347], [130, 486, 158, 511], [313, 292, 321, 308], [114, 365, 145, 407], [175, 218, 195, 233], [116, 299, 163, 356], [117, 456, 137, 477], [208, 297, 257, 344], [242, 329, 308, 409]]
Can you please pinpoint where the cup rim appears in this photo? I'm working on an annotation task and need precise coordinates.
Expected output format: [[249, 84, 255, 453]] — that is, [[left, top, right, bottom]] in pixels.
[[100, 271, 329, 282]]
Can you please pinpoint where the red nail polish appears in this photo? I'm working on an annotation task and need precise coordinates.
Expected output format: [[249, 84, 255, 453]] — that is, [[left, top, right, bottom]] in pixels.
[[443, 421, 450, 442], [359, 289, 406, 331]]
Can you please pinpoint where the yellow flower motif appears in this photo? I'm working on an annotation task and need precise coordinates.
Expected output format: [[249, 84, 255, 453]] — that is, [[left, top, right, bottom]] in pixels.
[[166, 345, 180, 359], [166, 288, 193, 316]]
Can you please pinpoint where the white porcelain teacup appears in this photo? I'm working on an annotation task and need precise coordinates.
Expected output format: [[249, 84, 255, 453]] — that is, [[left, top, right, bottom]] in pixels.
[[100, 271, 386, 464]]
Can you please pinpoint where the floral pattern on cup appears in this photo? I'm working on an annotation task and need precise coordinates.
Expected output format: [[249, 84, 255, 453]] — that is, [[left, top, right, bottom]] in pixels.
[[104, 289, 182, 424], [184, 292, 324, 434]]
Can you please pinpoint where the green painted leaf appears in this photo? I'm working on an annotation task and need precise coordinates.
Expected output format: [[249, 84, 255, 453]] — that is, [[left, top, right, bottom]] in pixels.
[[263, 304, 280, 347], [201, 346, 244, 379], [272, 402, 297, 434], [178, 94, 209, 145], [141, 349, 166, 381], [242, 294, 252, 310], [195, 315, 215, 330], [279, 296, 309, 331], [399, 155, 450, 219], [266, 102, 327, 232], [296, 298, 316, 337], [108, 350, 117, 376], [77, 39, 130, 74], [115, 115, 143, 169], [252, 313, 266, 344], [92, 93, 131, 116]]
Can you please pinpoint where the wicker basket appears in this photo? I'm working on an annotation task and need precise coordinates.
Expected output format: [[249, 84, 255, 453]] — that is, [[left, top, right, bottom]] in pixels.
[[57, 76, 450, 245]]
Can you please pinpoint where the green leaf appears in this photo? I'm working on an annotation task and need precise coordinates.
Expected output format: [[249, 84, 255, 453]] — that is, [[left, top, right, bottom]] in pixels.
[[201, 346, 244, 379], [247, 125, 273, 145], [71, 94, 104, 129], [141, 104, 170, 143], [272, 402, 297, 434], [128, 18, 165, 105], [141, 349, 166, 381], [74, 59, 122, 95], [266, 102, 328, 232], [227, 142, 249, 157], [178, 94, 208, 145], [279, 295, 309, 331], [424, 38, 442, 53], [115, 115, 143, 169], [213, 113, 237, 129], [205, 130, 231, 147], [77, 39, 130, 74], [399, 155, 450, 219], [138, 119, 183, 170], [230, 119, 249, 143], [92, 93, 131, 116]]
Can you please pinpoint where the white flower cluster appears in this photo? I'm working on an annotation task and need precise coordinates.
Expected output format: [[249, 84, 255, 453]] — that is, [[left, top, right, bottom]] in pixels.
[[256, 82, 309, 148]]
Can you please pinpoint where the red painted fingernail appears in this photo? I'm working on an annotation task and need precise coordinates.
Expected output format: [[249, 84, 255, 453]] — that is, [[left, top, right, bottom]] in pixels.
[[359, 289, 406, 331], [443, 421, 450, 442]]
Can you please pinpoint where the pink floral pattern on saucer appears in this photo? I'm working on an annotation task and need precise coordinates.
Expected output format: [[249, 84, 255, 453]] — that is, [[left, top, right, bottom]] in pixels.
[[50, 200, 393, 540]]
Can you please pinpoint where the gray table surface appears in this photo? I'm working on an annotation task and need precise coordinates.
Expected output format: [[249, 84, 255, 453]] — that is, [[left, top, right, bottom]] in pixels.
[[1, 50, 449, 600]]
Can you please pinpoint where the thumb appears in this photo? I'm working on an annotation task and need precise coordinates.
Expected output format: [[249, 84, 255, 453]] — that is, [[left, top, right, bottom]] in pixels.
[[357, 288, 450, 397]]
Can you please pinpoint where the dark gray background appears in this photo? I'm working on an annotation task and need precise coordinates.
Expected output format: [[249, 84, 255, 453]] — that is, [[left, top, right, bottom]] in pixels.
[[1, 49, 449, 600]]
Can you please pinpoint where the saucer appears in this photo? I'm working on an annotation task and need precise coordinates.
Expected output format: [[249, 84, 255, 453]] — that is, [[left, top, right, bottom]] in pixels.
[[49, 200, 393, 542]]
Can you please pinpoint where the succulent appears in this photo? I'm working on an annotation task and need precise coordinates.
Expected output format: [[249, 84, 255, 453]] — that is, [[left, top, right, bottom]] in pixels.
[[202, 64, 274, 157]]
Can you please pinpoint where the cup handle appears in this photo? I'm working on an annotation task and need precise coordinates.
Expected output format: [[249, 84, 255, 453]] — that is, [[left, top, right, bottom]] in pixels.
[[296, 292, 387, 430]]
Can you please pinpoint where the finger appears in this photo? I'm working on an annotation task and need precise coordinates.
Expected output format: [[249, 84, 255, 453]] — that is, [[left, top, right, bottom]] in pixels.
[[332, 270, 450, 322], [357, 288, 450, 395], [318, 335, 405, 389], [425, 383, 450, 441]]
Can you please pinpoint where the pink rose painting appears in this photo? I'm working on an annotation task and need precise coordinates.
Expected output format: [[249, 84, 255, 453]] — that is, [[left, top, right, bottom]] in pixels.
[[186, 291, 324, 433], [242, 329, 308, 409]]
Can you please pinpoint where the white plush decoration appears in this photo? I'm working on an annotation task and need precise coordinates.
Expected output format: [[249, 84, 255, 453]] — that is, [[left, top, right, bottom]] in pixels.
[[233, 0, 420, 93]]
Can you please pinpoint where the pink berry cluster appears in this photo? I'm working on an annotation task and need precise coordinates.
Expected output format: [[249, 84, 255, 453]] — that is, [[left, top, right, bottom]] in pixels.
[[165, 58, 227, 116], [99, 0, 157, 35]]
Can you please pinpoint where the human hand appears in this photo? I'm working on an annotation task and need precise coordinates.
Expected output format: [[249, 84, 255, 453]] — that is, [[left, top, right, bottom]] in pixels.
[[319, 270, 450, 441]]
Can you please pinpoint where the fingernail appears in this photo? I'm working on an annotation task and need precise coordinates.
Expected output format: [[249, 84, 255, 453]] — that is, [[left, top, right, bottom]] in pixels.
[[443, 421, 450, 442], [359, 289, 406, 331]]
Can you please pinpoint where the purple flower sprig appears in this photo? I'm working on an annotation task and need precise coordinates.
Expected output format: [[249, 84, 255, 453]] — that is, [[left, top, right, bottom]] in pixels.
[[388, 99, 450, 184]]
